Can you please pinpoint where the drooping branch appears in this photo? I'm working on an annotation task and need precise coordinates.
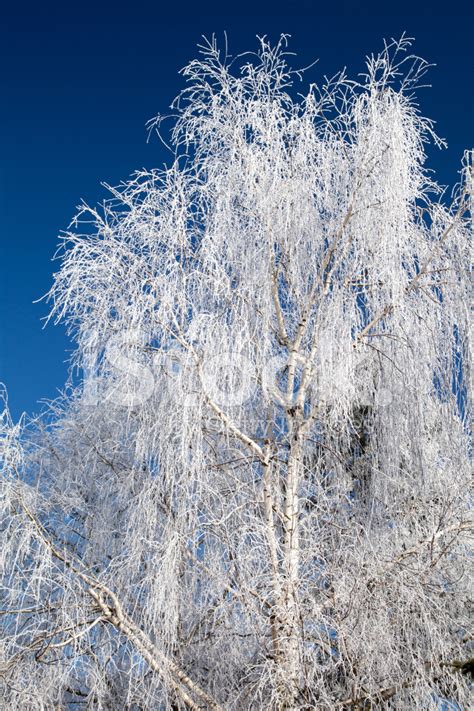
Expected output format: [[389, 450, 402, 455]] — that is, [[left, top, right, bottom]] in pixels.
[[14, 490, 225, 711]]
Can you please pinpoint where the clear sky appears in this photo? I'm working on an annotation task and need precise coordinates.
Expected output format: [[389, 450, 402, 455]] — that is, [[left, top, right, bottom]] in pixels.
[[1, 0, 472, 421]]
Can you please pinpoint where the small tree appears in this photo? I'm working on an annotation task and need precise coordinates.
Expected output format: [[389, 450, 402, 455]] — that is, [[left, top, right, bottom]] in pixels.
[[1, 36, 472, 710]]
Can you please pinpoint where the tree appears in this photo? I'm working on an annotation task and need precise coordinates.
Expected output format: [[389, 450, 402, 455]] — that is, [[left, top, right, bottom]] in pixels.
[[1, 35, 472, 710]]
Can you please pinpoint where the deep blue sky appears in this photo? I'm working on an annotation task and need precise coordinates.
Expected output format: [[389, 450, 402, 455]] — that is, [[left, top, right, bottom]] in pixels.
[[1, 0, 472, 421]]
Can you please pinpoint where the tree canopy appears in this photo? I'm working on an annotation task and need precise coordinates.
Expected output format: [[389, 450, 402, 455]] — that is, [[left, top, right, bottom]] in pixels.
[[1, 36, 471, 710]]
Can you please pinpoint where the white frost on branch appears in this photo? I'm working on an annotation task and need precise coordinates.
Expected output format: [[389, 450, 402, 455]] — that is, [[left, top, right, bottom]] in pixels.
[[1, 36, 472, 710]]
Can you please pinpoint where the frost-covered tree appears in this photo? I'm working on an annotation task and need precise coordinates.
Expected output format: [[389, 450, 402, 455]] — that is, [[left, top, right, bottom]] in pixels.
[[1, 36, 472, 710]]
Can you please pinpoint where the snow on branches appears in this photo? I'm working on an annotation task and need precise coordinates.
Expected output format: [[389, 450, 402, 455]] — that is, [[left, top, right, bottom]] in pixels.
[[1, 36, 472, 710]]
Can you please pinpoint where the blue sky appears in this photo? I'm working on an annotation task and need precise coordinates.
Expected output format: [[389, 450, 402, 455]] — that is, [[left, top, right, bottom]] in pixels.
[[1, 0, 472, 421]]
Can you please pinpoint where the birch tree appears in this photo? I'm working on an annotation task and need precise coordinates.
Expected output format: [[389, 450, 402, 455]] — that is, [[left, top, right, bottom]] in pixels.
[[1, 36, 472, 710]]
